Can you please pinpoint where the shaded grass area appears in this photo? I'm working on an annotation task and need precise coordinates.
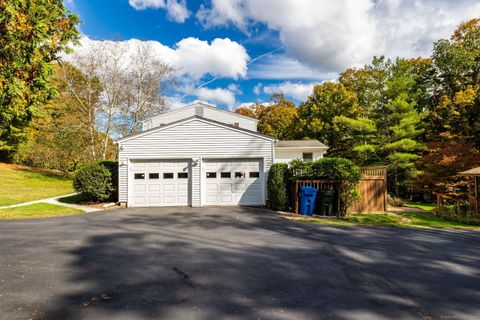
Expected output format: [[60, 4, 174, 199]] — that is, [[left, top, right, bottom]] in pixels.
[[0, 163, 74, 206], [286, 211, 480, 231], [404, 201, 436, 211], [58, 194, 117, 210], [0, 203, 85, 220], [58, 193, 85, 204]]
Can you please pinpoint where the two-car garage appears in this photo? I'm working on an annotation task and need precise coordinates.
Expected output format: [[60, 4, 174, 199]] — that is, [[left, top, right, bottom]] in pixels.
[[129, 158, 265, 207], [117, 115, 275, 208]]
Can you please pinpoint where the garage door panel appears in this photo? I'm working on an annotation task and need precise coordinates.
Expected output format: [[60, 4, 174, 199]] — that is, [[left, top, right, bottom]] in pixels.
[[163, 196, 176, 204], [234, 183, 246, 191], [148, 196, 161, 204], [134, 184, 147, 192], [148, 185, 160, 191], [206, 183, 218, 190], [131, 159, 191, 207], [220, 183, 232, 191], [177, 183, 188, 191], [163, 183, 175, 191], [221, 195, 233, 203], [148, 162, 160, 168], [133, 196, 147, 204]]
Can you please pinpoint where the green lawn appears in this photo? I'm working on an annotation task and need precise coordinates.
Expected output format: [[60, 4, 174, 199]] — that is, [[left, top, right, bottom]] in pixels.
[[286, 211, 480, 231], [0, 164, 74, 206], [404, 201, 436, 211], [0, 203, 85, 219]]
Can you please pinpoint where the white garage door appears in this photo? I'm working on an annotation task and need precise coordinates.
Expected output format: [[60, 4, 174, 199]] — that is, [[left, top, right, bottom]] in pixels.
[[204, 159, 264, 206], [130, 159, 190, 207]]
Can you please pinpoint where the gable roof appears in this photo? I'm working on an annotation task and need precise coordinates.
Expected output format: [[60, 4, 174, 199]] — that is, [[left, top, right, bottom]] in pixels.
[[116, 115, 275, 143], [459, 166, 480, 176], [275, 140, 328, 148], [144, 101, 258, 124]]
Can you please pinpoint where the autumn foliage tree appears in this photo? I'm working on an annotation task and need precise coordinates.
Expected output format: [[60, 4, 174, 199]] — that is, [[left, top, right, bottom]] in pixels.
[[0, 0, 79, 159], [14, 63, 112, 173], [236, 94, 298, 140]]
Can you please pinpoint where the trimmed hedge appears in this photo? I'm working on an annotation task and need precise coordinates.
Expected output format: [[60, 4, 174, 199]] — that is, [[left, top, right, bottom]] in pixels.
[[73, 161, 118, 202], [268, 163, 289, 211]]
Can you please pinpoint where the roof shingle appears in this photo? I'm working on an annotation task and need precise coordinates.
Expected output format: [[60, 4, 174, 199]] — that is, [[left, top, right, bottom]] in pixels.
[[275, 140, 328, 148]]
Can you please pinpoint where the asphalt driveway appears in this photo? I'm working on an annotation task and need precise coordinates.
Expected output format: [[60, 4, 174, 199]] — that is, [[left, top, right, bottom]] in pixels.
[[0, 207, 479, 320]]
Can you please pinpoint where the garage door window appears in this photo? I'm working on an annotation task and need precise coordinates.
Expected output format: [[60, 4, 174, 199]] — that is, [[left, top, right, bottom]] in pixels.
[[221, 172, 231, 178], [134, 173, 145, 179], [206, 172, 216, 178], [149, 173, 159, 179], [163, 173, 174, 179], [235, 172, 245, 178], [249, 172, 260, 178], [178, 172, 188, 179]]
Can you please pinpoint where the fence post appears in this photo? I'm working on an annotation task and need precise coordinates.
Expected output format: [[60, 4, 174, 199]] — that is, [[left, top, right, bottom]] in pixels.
[[294, 181, 299, 214], [436, 193, 440, 214]]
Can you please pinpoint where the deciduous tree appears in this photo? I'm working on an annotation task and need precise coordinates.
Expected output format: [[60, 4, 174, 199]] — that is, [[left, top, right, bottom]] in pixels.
[[0, 0, 79, 158]]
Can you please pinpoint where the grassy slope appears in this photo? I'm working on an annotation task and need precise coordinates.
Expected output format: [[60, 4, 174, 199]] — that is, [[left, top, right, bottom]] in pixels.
[[0, 203, 84, 219], [0, 163, 74, 206], [286, 211, 480, 231]]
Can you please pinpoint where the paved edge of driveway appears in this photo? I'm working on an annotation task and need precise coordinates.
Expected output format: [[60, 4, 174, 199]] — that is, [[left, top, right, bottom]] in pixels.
[[0, 193, 101, 213]]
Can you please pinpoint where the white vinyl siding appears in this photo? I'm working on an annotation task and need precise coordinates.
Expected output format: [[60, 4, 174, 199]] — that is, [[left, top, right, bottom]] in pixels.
[[143, 103, 257, 132], [118, 118, 273, 205], [274, 149, 326, 164], [142, 108, 195, 130], [202, 107, 257, 131]]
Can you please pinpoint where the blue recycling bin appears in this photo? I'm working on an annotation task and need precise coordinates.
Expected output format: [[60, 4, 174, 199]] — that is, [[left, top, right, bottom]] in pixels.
[[299, 186, 318, 216]]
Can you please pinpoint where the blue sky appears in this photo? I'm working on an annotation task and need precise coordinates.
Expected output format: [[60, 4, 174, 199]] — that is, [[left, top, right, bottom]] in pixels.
[[65, 0, 480, 110]]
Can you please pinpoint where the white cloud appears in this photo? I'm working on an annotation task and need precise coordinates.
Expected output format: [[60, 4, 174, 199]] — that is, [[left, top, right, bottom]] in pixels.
[[195, 87, 237, 109], [253, 83, 262, 95], [164, 96, 188, 110], [235, 101, 273, 110], [73, 36, 249, 80], [128, 0, 190, 23], [175, 37, 249, 79], [179, 86, 237, 109], [259, 82, 319, 101], [227, 83, 242, 94], [197, 0, 480, 72]]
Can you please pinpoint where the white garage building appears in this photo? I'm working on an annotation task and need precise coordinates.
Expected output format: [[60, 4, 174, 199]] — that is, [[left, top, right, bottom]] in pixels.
[[117, 102, 327, 207]]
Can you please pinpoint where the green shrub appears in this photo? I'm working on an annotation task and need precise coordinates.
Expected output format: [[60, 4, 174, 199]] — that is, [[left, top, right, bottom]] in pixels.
[[268, 163, 289, 211], [289, 158, 313, 178], [98, 160, 118, 201], [289, 157, 361, 216], [436, 201, 480, 226], [73, 163, 114, 202], [387, 195, 405, 207]]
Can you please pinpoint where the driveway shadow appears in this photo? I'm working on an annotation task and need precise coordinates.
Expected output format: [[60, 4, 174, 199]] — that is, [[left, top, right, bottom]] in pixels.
[[2, 207, 480, 319]]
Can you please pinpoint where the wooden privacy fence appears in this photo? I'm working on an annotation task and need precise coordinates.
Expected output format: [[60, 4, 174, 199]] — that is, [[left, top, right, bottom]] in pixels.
[[294, 180, 339, 214], [348, 166, 387, 213], [294, 166, 387, 214]]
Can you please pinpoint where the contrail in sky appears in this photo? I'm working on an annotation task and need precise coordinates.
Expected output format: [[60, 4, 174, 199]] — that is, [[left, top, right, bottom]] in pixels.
[[180, 47, 284, 98]]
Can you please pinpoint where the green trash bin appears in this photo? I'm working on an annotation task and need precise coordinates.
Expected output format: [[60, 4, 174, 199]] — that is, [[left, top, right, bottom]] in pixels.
[[318, 190, 335, 216]]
